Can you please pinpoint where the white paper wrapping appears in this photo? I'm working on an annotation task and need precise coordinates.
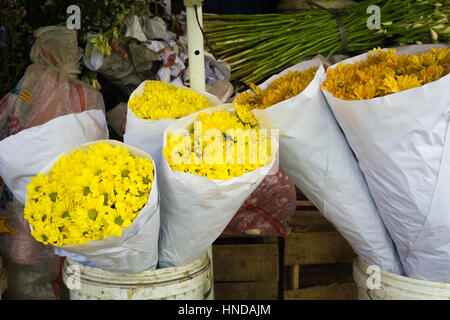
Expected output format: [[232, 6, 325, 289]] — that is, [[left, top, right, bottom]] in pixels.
[[44, 140, 160, 274], [123, 80, 222, 174], [0, 110, 109, 205], [158, 105, 280, 267], [322, 44, 450, 281], [251, 60, 403, 274]]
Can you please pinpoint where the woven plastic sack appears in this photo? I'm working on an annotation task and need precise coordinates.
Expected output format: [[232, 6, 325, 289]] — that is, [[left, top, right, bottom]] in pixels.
[[0, 25, 107, 298], [0, 191, 61, 300], [225, 167, 296, 237], [0, 26, 104, 139]]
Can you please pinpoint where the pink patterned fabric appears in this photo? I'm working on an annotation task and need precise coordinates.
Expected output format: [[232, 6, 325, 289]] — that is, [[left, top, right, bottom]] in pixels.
[[225, 168, 296, 237]]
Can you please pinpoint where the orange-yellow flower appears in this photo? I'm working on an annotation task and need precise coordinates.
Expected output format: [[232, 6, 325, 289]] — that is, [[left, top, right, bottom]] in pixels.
[[234, 67, 318, 124]]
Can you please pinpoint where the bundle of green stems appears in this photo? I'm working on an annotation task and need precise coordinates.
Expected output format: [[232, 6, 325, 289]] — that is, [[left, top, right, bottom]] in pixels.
[[204, 0, 449, 85]]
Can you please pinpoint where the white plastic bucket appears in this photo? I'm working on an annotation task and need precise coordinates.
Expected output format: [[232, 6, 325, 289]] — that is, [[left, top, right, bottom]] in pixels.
[[0, 257, 7, 300], [353, 257, 450, 300], [62, 252, 212, 300]]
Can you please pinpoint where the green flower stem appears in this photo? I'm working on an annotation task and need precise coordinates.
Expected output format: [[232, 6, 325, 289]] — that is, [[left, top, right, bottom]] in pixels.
[[204, 0, 448, 85]]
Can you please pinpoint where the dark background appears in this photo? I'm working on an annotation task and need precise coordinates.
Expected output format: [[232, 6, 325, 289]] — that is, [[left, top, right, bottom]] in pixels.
[[173, 0, 367, 14], [173, 0, 278, 14], [0, 0, 369, 98]]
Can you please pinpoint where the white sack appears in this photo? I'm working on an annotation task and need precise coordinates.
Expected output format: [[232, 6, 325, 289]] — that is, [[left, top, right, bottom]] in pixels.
[[322, 44, 450, 281], [0, 110, 109, 205], [50, 140, 160, 274], [123, 80, 222, 174], [251, 60, 403, 274], [158, 105, 279, 267], [125, 16, 176, 42]]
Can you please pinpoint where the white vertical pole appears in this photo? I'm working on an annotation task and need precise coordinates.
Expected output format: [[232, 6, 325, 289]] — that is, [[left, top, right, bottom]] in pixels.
[[184, 0, 206, 93], [163, 0, 172, 15]]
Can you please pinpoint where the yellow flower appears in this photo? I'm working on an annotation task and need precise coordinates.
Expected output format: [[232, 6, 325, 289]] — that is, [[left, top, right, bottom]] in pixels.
[[234, 102, 259, 126], [129, 81, 213, 120], [53, 198, 74, 219], [408, 51, 436, 70], [24, 143, 155, 246], [419, 64, 446, 84], [25, 173, 48, 200], [381, 74, 422, 94], [352, 81, 378, 100], [431, 47, 450, 66]]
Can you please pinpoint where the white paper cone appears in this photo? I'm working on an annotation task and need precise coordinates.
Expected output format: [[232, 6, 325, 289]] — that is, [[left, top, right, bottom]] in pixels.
[[44, 140, 160, 274], [323, 44, 450, 281], [0, 110, 109, 205], [158, 105, 279, 267], [250, 60, 403, 274]]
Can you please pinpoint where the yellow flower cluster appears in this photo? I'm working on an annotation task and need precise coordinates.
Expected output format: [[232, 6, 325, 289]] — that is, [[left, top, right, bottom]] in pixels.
[[322, 47, 450, 100], [129, 81, 213, 120], [233, 67, 318, 125], [24, 143, 155, 246], [163, 111, 272, 180]]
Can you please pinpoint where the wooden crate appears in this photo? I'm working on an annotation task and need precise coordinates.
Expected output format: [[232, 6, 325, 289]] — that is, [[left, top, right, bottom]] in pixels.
[[212, 234, 280, 300], [282, 188, 357, 300], [285, 283, 357, 300], [212, 188, 357, 300]]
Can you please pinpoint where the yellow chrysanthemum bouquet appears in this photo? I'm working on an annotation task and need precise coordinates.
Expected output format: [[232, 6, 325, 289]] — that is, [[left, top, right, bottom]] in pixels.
[[158, 105, 279, 267], [321, 44, 450, 281], [23, 140, 160, 273], [163, 110, 272, 180], [322, 47, 449, 100], [124, 81, 222, 172], [233, 66, 318, 126], [230, 60, 403, 274]]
